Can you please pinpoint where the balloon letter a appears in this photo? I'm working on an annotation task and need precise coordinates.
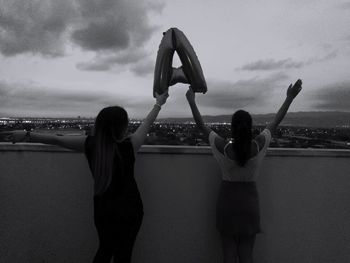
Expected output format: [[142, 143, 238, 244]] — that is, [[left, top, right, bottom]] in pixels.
[[153, 28, 207, 97]]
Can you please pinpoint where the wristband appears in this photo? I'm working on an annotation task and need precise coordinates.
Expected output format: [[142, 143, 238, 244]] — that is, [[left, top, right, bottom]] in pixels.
[[154, 103, 162, 109]]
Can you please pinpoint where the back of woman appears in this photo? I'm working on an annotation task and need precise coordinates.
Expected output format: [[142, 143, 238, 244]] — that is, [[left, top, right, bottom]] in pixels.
[[209, 120, 271, 236], [84, 106, 144, 263], [209, 128, 271, 182], [84, 136, 143, 215], [186, 79, 302, 263]]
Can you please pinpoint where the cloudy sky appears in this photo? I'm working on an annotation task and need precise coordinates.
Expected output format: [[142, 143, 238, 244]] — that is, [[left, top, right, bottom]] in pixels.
[[0, 0, 350, 118]]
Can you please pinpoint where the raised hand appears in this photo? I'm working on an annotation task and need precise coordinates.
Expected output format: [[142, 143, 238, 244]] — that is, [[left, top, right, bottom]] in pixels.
[[186, 87, 195, 103], [0, 130, 28, 143], [155, 91, 169, 106], [266, 78, 303, 134], [287, 79, 302, 99]]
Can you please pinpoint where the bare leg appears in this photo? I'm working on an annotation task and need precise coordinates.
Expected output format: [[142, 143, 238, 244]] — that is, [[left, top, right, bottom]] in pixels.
[[221, 235, 238, 263], [237, 234, 256, 263]]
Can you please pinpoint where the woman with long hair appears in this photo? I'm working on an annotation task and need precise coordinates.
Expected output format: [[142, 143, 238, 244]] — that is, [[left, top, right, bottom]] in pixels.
[[186, 79, 302, 263], [2, 91, 169, 263]]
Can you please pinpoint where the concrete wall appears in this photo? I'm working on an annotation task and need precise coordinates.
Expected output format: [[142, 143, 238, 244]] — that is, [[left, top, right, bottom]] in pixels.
[[0, 144, 350, 263]]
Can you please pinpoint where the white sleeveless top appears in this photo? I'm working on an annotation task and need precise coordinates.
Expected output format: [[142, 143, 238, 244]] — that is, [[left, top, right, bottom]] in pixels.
[[209, 129, 271, 182]]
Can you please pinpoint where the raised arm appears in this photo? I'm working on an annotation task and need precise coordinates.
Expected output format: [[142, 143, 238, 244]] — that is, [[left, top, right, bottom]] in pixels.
[[131, 92, 169, 153], [186, 88, 212, 139], [0, 130, 86, 152], [266, 79, 302, 135]]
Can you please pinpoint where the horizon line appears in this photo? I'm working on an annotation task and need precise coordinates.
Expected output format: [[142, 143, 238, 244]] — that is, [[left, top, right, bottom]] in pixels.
[[1, 110, 350, 120]]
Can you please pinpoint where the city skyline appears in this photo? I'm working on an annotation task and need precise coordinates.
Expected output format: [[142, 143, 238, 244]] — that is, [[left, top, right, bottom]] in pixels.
[[1, 0, 350, 118], [1, 116, 349, 149], [1, 111, 350, 129]]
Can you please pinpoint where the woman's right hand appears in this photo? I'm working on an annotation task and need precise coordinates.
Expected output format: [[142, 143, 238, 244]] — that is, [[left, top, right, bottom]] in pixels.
[[287, 79, 302, 100], [155, 91, 169, 106]]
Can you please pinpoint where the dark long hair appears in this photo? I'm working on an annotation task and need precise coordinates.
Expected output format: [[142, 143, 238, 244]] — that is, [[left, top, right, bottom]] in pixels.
[[92, 106, 128, 195], [231, 110, 252, 167]]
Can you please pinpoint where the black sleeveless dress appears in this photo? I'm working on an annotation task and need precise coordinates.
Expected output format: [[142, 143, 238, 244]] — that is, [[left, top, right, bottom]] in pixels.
[[84, 136, 143, 261]]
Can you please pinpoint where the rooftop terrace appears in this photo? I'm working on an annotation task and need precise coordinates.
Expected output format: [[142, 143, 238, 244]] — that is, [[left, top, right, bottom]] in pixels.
[[1, 144, 350, 263]]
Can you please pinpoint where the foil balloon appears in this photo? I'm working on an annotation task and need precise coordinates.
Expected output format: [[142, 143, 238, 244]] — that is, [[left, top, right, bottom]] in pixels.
[[153, 28, 207, 97], [169, 66, 188, 86], [172, 27, 207, 94], [153, 29, 175, 97]]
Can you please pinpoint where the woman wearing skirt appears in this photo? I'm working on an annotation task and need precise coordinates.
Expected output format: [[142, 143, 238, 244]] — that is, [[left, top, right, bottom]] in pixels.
[[186, 79, 302, 263]]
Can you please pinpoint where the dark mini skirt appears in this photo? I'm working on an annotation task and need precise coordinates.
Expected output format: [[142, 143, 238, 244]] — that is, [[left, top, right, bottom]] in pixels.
[[216, 181, 261, 236]]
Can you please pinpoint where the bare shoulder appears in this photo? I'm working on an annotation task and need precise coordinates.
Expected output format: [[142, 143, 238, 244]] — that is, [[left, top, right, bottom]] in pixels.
[[203, 126, 213, 140], [214, 134, 227, 154], [254, 133, 266, 152]]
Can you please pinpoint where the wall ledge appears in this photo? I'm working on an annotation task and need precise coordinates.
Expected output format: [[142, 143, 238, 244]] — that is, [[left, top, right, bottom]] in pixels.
[[0, 142, 350, 158]]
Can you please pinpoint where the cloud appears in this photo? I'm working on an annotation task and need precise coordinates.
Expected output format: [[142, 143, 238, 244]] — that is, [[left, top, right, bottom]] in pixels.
[[0, 0, 163, 71], [336, 2, 350, 9], [312, 82, 350, 111], [130, 59, 155, 76], [70, 0, 160, 52], [76, 49, 152, 72], [0, 79, 149, 117], [239, 58, 303, 71], [239, 51, 337, 71], [145, 1, 166, 13], [0, 0, 75, 56], [0, 73, 292, 118], [71, 0, 163, 72], [307, 50, 338, 64], [199, 72, 289, 111], [71, 22, 130, 51]]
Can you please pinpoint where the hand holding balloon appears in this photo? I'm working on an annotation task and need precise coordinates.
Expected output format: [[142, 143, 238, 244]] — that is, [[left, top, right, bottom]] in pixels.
[[153, 29, 175, 97], [155, 91, 169, 106], [186, 87, 196, 103]]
